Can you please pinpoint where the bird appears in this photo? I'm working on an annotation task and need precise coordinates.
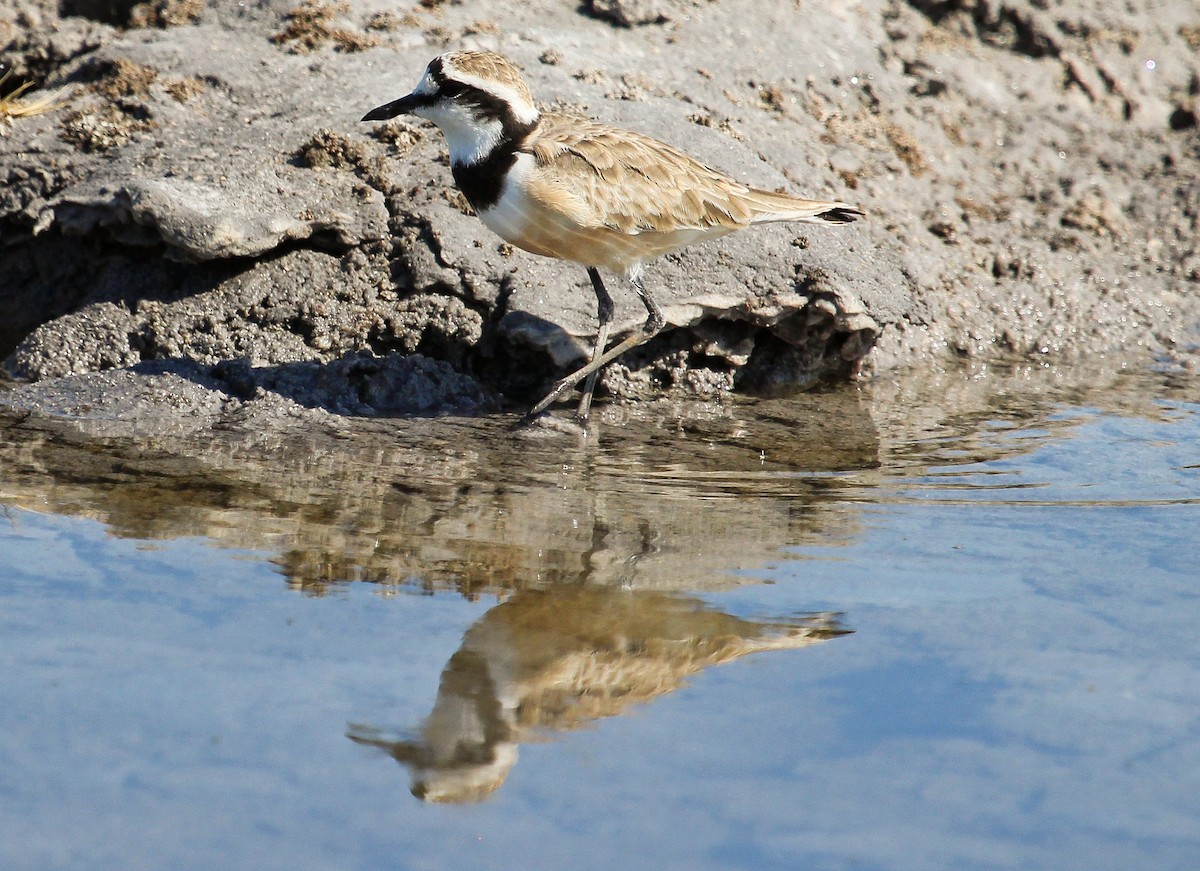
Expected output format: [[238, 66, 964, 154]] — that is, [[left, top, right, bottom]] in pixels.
[[361, 50, 863, 422]]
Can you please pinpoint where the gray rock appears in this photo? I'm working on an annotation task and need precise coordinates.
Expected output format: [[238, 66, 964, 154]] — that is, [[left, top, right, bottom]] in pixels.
[[1, 0, 1198, 422]]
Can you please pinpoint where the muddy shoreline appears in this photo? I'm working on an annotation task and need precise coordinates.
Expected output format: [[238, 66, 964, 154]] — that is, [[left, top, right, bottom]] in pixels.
[[1, 0, 1198, 423]]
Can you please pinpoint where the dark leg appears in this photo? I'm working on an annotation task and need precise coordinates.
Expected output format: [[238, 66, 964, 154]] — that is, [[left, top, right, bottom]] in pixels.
[[630, 275, 664, 337], [522, 275, 664, 423], [578, 267, 614, 421]]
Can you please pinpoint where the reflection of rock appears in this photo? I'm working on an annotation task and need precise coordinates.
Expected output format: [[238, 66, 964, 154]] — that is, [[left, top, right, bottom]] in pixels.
[[348, 587, 850, 803], [0, 374, 879, 595], [3, 358, 1193, 600]]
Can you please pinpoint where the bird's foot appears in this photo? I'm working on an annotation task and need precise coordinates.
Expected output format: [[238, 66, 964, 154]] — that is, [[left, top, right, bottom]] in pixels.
[[518, 321, 660, 427], [519, 374, 580, 426]]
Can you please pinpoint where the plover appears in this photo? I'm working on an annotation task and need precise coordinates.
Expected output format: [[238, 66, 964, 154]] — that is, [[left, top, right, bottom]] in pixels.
[[362, 50, 862, 422]]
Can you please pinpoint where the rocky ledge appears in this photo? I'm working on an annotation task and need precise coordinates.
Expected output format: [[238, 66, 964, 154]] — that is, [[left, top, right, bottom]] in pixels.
[[1, 0, 1197, 420]]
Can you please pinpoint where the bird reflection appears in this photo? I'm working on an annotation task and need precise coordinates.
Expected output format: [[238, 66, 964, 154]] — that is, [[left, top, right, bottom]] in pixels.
[[347, 586, 850, 802]]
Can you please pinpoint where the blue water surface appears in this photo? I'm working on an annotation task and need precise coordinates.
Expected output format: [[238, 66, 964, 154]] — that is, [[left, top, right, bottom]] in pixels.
[[2, 392, 1198, 871]]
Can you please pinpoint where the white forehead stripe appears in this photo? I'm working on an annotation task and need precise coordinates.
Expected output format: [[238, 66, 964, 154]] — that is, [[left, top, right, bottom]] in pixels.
[[444, 65, 539, 126]]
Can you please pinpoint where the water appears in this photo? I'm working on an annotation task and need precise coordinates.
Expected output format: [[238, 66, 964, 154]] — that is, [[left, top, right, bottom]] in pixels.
[[2, 363, 1198, 870]]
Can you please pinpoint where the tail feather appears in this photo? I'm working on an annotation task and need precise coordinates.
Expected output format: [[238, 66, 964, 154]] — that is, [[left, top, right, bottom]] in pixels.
[[813, 205, 864, 224], [742, 188, 864, 225]]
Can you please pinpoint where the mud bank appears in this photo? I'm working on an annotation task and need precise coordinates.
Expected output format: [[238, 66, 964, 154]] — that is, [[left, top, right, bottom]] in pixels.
[[1, 0, 1197, 419]]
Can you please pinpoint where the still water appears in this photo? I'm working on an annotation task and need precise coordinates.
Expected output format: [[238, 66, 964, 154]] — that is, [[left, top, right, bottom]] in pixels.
[[2, 363, 1198, 870]]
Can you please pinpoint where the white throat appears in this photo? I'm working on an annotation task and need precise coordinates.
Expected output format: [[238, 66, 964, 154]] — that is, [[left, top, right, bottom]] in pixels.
[[415, 101, 506, 166]]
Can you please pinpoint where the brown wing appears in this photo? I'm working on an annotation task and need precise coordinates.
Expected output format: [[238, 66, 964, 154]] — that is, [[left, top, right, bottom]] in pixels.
[[526, 114, 862, 233], [525, 113, 761, 234]]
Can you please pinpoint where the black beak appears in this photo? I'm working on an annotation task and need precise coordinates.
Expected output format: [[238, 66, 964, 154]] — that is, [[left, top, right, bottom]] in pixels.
[[361, 93, 422, 122]]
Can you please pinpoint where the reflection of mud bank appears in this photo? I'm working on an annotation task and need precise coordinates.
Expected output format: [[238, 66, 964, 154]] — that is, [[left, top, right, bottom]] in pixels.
[[349, 588, 850, 803], [2, 1, 1197, 416], [3, 358, 1191, 599], [0, 376, 880, 595]]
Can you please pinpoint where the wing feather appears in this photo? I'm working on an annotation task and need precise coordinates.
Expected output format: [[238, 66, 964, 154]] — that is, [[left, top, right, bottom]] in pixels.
[[524, 113, 860, 235]]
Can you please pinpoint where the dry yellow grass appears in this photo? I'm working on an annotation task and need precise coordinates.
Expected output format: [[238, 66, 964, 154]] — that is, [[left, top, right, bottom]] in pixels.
[[0, 69, 70, 128]]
